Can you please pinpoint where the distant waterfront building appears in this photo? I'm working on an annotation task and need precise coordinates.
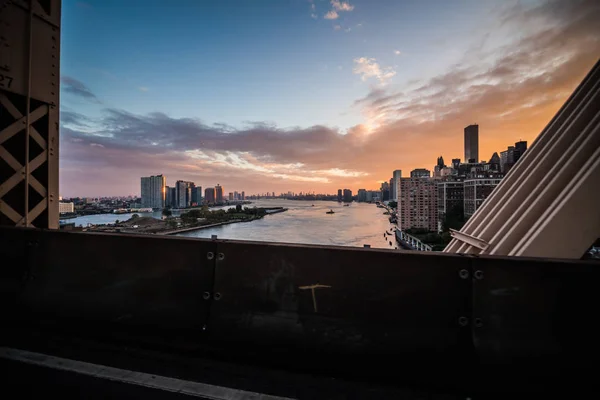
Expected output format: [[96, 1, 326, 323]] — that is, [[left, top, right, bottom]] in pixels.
[[464, 124, 479, 163], [337, 189, 343, 202], [437, 180, 464, 231], [393, 169, 402, 202], [141, 174, 166, 209], [366, 190, 380, 202], [380, 181, 390, 201], [463, 174, 503, 218], [357, 189, 367, 202], [59, 202, 74, 214], [205, 187, 216, 204], [215, 184, 224, 203], [229, 192, 234, 201], [343, 189, 352, 202], [411, 168, 431, 178], [398, 177, 437, 232], [241, 191, 245, 200]]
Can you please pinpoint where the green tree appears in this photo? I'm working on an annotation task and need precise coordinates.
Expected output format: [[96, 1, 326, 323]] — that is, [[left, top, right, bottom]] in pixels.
[[236, 204, 242, 212], [442, 204, 465, 232], [131, 214, 140, 220], [115, 219, 120, 224], [388, 201, 398, 208], [162, 208, 172, 217]]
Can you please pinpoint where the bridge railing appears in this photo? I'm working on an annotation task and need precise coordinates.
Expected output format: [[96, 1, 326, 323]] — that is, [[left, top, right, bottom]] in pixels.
[[1, 226, 598, 394]]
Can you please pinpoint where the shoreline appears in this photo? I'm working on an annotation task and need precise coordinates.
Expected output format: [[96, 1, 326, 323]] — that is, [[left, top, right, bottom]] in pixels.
[[163, 207, 288, 235]]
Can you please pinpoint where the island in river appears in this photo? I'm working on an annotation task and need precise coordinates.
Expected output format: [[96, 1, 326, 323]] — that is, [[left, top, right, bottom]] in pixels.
[[85, 205, 287, 235]]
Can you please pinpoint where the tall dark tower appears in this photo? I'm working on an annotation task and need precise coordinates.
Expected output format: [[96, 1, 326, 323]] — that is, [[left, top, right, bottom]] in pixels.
[[464, 124, 479, 163]]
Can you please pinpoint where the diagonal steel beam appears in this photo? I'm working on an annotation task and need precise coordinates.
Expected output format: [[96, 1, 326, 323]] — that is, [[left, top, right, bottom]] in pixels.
[[0, 105, 48, 145], [0, 146, 21, 172], [0, 201, 23, 224], [0, 168, 25, 198]]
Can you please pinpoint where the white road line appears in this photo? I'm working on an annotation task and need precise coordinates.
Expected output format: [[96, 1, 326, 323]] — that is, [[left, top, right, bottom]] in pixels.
[[0, 347, 295, 400]]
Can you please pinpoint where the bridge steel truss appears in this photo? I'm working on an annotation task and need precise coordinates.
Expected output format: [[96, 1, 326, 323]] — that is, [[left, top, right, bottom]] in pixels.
[[0, 0, 60, 228], [446, 59, 600, 259]]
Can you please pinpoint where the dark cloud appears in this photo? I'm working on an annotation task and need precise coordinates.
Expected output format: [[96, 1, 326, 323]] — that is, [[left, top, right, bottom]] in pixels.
[[61, 76, 100, 103]]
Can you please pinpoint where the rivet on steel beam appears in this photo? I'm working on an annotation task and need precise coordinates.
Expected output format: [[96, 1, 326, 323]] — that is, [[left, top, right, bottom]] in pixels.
[[206, 252, 214, 260], [202, 291, 211, 300], [474, 318, 483, 328], [459, 269, 469, 279], [474, 270, 484, 280], [217, 253, 224, 261], [458, 316, 469, 327], [214, 292, 222, 301]]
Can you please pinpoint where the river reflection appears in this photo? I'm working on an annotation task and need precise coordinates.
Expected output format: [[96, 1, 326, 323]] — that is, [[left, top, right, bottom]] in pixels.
[[177, 199, 397, 249]]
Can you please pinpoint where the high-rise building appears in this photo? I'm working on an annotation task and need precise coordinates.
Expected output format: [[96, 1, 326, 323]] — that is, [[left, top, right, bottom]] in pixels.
[[437, 156, 445, 168], [452, 158, 461, 170], [215, 184, 224, 203], [337, 189, 343, 202], [343, 189, 352, 202], [165, 186, 173, 208], [411, 168, 431, 178], [357, 189, 367, 202], [515, 140, 527, 155], [464, 175, 503, 218], [192, 186, 202, 206], [437, 180, 464, 231], [241, 191, 245, 200], [229, 192, 234, 201], [205, 187, 216, 204], [175, 180, 194, 208], [464, 124, 479, 163], [380, 181, 390, 201], [398, 177, 437, 232], [393, 170, 402, 201], [389, 178, 395, 201], [141, 174, 166, 209]]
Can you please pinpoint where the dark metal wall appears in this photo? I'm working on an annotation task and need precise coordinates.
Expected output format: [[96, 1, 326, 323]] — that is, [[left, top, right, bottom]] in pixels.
[[1, 226, 599, 394]]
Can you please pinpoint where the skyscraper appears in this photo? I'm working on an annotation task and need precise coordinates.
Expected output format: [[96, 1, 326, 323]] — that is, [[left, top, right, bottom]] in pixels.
[[192, 186, 202, 206], [452, 158, 461, 170], [464, 124, 479, 163], [241, 191, 245, 200], [393, 169, 402, 201], [337, 189, 343, 202], [140, 174, 166, 209], [205, 187, 216, 204], [389, 178, 395, 201], [215, 184, 224, 203], [175, 180, 194, 208]]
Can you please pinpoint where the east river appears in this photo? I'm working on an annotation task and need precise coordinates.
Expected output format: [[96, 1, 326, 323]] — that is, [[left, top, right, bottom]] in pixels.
[[63, 199, 398, 249]]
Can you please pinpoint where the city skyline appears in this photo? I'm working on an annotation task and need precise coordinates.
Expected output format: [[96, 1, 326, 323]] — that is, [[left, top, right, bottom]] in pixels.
[[59, 0, 600, 197]]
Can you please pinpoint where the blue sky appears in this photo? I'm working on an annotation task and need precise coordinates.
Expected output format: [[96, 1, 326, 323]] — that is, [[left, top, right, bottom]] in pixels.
[[59, 0, 600, 196], [62, 0, 499, 129]]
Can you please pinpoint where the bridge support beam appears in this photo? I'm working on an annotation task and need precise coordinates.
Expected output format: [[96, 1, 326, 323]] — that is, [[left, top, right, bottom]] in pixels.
[[0, 0, 61, 228], [445, 60, 600, 259]]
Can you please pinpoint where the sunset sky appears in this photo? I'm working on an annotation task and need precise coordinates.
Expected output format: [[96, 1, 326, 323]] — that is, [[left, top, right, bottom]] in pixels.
[[59, 0, 600, 197]]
